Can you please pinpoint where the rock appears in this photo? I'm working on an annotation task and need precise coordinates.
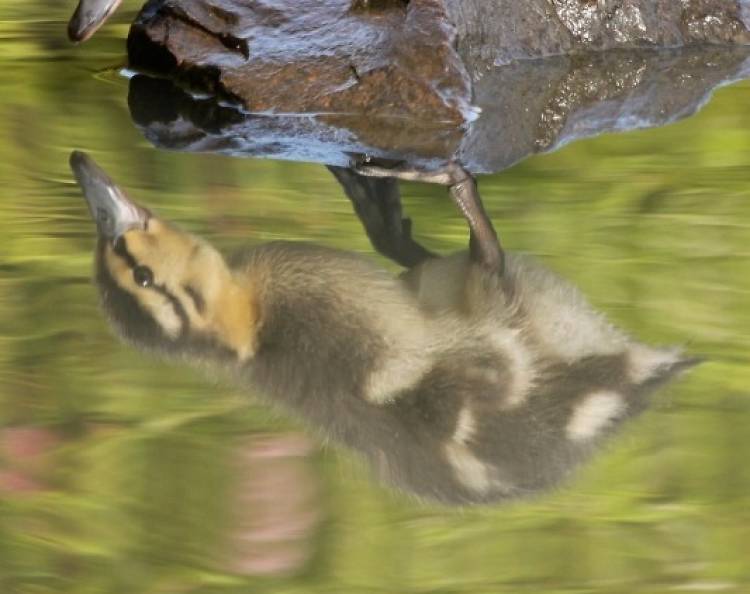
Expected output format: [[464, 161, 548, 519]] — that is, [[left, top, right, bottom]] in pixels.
[[127, 0, 750, 126], [127, 0, 473, 124], [125, 1, 750, 173], [447, 0, 750, 74], [128, 46, 750, 173], [460, 45, 750, 173]]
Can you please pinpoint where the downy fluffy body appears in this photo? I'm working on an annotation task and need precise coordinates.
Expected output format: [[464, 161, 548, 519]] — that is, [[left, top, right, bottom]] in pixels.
[[97, 221, 690, 504], [74, 152, 694, 504]]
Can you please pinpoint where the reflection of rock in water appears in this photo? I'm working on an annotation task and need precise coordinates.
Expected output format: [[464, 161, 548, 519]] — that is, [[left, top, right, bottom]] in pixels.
[[462, 46, 750, 173], [0, 426, 61, 495], [225, 434, 321, 576], [70, 152, 697, 505], [533, 54, 650, 150], [128, 46, 750, 174]]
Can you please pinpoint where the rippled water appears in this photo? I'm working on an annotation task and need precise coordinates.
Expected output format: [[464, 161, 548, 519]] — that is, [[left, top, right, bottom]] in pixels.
[[1, 5, 750, 594]]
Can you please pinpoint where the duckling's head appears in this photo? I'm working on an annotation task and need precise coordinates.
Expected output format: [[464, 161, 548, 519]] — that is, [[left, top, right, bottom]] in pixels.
[[68, 0, 123, 43], [70, 151, 257, 363]]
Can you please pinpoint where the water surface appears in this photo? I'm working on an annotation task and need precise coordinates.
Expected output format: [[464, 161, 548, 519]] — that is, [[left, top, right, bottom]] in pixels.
[[1, 4, 750, 593]]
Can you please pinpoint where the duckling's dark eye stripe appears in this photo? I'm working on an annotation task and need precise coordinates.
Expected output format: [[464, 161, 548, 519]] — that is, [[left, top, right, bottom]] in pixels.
[[183, 284, 206, 315], [113, 236, 138, 269], [153, 283, 190, 336], [111, 236, 190, 336]]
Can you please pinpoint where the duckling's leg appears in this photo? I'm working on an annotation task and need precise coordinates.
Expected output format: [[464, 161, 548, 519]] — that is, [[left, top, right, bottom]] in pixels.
[[328, 165, 435, 268], [448, 166, 504, 275], [352, 160, 504, 274]]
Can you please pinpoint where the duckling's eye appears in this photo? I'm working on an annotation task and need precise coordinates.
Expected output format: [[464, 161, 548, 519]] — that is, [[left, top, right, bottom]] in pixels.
[[133, 265, 154, 288]]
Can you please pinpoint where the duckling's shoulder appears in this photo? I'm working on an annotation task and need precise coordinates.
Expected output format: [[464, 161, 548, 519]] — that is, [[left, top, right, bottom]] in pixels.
[[231, 241, 437, 405], [229, 241, 401, 293]]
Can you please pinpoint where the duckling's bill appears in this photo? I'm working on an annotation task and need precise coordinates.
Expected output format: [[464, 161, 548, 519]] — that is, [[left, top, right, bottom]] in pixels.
[[70, 151, 150, 239], [68, 0, 123, 42]]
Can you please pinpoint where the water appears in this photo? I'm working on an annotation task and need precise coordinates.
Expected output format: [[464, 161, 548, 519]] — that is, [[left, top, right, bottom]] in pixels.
[[1, 5, 750, 594]]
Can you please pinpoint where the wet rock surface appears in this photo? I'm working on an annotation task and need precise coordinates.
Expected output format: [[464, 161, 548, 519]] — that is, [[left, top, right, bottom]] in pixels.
[[128, 0, 473, 124], [461, 45, 750, 173], [448, 0, 750, 74], [129, 46, 750, 174], [128, 0, 750, 127]]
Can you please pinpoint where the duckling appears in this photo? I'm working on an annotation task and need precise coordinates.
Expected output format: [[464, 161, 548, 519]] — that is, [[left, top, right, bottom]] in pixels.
[[70, 151, 697, 505]]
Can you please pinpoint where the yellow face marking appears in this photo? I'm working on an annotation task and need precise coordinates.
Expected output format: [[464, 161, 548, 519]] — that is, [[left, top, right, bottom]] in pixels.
[[212, 280, 258, 361], [102, 217, 259, 359], [122, 219, 198, 297], [103, 246, 183, 337]]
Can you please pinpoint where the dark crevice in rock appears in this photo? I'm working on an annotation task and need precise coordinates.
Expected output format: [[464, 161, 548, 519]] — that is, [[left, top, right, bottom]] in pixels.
[[127, 19, 178, 74], [167, 5, 249, 58], [350, 0, 410, 13], [129, 74, 245, 135]]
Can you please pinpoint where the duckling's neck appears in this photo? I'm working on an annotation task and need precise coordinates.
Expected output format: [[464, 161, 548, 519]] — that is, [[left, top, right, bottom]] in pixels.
[[219, 242, 426, 426], [177, 263, 259, 366], [208, 274, 259, 362]]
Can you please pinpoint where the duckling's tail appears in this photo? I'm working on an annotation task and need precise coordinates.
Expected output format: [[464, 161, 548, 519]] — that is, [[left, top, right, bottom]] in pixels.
[[641, 354, 704, 392]]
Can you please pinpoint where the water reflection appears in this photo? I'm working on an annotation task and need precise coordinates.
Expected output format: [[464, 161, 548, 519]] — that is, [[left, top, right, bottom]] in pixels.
[[71, 151, 696, 505], [2, 5, 750, 588], [128, 46, 750, 173], [0, 426, 61, 495], [223, 433, 321, 577], [0, 420, 322, 577]]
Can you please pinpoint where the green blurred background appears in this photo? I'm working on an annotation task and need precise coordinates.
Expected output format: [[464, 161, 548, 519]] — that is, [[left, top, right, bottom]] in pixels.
[[1, 2, 750, 593]]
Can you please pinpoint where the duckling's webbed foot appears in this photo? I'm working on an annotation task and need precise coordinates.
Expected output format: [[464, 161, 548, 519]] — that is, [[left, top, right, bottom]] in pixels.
[[328, 165, 435, 268], [352, 160, 504, 275]]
